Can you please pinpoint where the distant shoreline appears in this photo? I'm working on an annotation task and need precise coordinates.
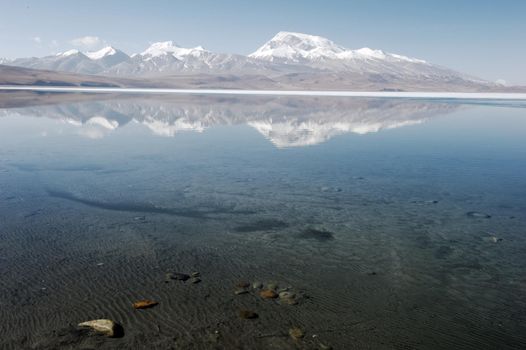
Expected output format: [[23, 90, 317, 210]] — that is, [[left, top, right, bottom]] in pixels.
[[1, 85, 526, 100]]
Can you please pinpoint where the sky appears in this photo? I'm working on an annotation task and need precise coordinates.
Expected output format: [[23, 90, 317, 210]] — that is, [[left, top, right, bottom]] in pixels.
[[1, 0, 525, 84]]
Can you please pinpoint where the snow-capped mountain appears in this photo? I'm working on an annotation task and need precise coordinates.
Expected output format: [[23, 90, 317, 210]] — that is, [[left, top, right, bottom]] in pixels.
[[84, 46, 130, 68], [1, 31, 491, 89], [105, 41, 281, 76], [139, 41, 207, 60], [249, 31, 425, 64], [8, 46, 129, 74], [249, 31, 477, 82]]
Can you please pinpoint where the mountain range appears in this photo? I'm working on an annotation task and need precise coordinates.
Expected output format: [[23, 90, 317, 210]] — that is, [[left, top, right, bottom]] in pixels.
[[0, 32, 522, 91]]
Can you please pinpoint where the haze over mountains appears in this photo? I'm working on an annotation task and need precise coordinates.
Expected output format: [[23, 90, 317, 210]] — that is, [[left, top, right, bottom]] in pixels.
[[0, 32, 521, 91]]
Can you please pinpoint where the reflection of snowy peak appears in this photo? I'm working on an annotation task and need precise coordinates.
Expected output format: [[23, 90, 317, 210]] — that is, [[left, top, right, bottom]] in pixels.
[[248, 119, 423, 148], [0, 97, 458, 146]]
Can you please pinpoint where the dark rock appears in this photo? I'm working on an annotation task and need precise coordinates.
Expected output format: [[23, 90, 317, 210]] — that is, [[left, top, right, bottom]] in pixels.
[[169, 273, 190, 281], [297, 228, 335, 242], [239, 310, 258, 319], [236, 282, 251, 288]]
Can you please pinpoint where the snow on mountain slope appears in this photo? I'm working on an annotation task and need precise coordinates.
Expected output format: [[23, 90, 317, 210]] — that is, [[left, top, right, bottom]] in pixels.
[[249, 31, 346, 62], [140, 41, 207, 60], [249, 31, 426, 64], [57, 49, 81, 57], [85, 46, 118, 60], [1, 31, 489, 88], [105, 41, 280, 76]]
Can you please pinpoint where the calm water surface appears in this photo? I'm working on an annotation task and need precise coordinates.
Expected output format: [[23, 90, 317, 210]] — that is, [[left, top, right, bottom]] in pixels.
[[0, 94, 525, 349]]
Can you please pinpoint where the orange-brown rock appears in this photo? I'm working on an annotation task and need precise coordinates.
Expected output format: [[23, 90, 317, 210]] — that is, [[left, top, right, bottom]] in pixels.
[[259, 289, 278, 299], [133, 299, 159, 309]]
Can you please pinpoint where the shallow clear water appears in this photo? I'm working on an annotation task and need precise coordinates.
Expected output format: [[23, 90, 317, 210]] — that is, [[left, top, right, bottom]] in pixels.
[[0, 94, 525, 349]]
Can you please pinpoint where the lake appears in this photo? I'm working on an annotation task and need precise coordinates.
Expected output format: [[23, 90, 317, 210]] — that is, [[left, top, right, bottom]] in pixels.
[[0, 93, 525, 349]]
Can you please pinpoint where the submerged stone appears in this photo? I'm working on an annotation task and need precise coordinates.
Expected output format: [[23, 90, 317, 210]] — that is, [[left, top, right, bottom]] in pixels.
[[170, 273, 190, 281], [289, 327, 304, 340], [239, 310, 258, 319], [297, 228, 335, 242], [133, 299, 158, 309], [77, 319, 123, 338], [260, 289, 278, 299], [466, 211, 491, 219], [236, 281, 251, 288], [267, 283, 278, 291], [234, 288, 249, 295], [489, 236, 503, 243], [279, 291, 298, 305], [279, 291, 295, 299]]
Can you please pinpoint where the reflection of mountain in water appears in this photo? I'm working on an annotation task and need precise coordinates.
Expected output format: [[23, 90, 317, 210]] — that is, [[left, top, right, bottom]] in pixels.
[[0, 96, 459, 147]]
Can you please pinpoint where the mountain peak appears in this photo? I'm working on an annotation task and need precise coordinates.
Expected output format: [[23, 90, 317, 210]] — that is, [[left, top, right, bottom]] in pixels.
[[250, 31, 427, 65], [249, 31, 344, 62], [85, 46, 120, 60], [57, 49, 81, 57], [140, 41, 208, 59]]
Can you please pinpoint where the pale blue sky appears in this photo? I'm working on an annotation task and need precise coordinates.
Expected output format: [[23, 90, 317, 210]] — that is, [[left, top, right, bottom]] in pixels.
[[1, 0, 525, 84]]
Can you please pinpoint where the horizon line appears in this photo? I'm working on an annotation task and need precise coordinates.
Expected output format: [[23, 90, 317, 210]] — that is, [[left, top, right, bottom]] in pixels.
[[1, 86, 526, 100]]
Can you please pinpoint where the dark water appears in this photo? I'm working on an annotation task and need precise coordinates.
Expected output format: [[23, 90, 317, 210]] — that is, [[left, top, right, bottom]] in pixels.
[[0, 94, 525, 349]]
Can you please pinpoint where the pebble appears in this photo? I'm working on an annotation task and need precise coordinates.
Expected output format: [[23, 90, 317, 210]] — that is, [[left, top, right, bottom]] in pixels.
[[191, 271, 200, 277], [234, 288, 249, 295], [170, 273, 190, 281], [281, 296, 298, 305], [267, 283, 278, 290], [289, 327, 304, 340], [260, 289, 278, 299], [466, 211, 491, 219], [252, 281, 263, 289], [279, 291, 295, 299], [236, 281, 251, 288], [190, 277, 201, 284], [489, 236, 503, 243], [78, 319, 123, 337], [133, 299, 159, 309], [239, 310, 259, 319]]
